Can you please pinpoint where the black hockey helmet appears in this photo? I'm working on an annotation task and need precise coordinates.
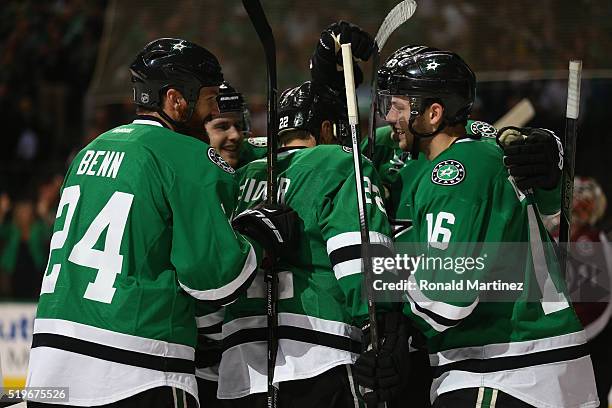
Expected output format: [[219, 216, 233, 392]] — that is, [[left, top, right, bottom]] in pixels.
[[216, 81, 251, 134], [278, 81, 349, 145], [130, 38, 223, 119], [377, 45, 476, 126]]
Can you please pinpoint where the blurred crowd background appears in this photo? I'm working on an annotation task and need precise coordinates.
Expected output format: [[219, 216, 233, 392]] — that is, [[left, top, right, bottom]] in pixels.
[[0, 0, 612, 300]]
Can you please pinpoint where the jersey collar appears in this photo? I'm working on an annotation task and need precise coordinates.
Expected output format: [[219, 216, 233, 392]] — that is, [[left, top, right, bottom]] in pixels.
[[132, 115, 170, 129]]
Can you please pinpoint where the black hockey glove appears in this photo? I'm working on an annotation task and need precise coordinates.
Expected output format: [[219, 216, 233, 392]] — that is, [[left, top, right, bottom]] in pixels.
[[353, 312, 411, 407], [310, 21, 375, 89], [497, 126, 563, 191], [231, 203, 298, 259]]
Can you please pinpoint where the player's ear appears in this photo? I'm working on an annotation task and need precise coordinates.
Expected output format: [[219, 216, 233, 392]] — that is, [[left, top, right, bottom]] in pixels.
[[164, 88, 187, 119], [428, 102, 444, 127], [319, 120, 335, 145]]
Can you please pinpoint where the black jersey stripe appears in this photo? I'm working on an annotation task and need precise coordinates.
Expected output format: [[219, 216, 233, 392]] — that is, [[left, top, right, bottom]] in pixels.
[[222, 326, 362, 354], [412, 299, 462, 328], [32, 333, 195, 374], [431, 343, 590, 378], [329, 243, 393, 267], [198, 321, 223, 335]]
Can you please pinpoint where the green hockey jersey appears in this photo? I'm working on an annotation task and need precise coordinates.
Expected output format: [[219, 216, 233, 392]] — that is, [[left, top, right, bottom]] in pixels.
[[399, 137, 598, 407], [238, 136, 267, 168], [216, 145, 393, 399], [387, 121, 561, 243], [26, 117, 262, 405]]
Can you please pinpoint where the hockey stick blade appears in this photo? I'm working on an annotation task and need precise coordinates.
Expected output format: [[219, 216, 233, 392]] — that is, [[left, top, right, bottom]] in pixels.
[[367, 0, 417, 158], [493, 98, 535, 128], [375, 0, 418, 51]]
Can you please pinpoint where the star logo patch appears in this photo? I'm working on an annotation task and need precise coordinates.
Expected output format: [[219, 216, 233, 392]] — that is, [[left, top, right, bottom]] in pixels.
[[426, 61, 440, 71], [431, 160, 465, 186], [172, 41, 187, 52]]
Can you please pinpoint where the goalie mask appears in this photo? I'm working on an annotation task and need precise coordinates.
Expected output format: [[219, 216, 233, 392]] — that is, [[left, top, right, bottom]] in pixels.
[[376, 45, 476, 156], [130, 38, 223, 128], [278, 81, 350, 146], [573, 177, 607, 227]]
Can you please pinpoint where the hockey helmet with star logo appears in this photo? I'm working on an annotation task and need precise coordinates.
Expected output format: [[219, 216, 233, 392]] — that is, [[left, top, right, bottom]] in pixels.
[[278, 81, 349, 145], [130, 38, 224, 116], [376, 45, 476, 125]]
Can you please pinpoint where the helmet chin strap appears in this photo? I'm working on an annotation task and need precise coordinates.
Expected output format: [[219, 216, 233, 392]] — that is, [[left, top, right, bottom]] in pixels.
[[158, 105, 196, 136], [407, 115, 447, 159]]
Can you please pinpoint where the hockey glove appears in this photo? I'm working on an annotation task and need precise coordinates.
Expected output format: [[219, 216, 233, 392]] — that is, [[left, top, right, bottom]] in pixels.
[[231, 203, 298, 259], [310, 21, 375, 89], [497, 126, 563, 191], [353, 312, 411, 407]]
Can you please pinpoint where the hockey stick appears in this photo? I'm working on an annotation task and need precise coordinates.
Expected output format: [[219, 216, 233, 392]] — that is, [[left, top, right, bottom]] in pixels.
[[559, 60, 583, 272], [342, 42, 378, 351], [493, 98, 535, 129], [342, 44, 389, 408], [241, 1, 279, 407], [366, 0, 418, 158]]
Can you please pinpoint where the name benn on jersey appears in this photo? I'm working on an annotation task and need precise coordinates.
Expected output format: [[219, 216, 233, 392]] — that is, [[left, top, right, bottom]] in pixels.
[[239, 177, 291, 204], [76, 150, 125, 179]]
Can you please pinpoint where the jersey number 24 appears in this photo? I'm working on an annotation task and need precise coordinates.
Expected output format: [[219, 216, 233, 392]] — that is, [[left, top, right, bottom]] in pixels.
[[40, 185, 133, 304]]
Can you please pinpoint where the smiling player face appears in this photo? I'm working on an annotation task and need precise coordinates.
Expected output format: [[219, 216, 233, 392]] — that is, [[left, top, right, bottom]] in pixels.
[[205, 112, 245, 168], [384, 96, 414, 152]]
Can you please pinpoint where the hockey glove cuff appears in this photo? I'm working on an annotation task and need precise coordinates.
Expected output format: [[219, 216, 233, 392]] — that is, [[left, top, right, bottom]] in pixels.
[[497, 126, 563, 191], [232, 203, 299, 259]]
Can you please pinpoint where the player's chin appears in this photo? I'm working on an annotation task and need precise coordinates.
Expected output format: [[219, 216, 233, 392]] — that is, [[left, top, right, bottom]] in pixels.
[[220, 149, 239, 167], [391, 129, 401, 142]]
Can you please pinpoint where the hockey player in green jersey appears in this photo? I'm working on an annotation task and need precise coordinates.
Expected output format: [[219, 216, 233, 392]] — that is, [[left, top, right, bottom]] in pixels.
[[204, 80, 268, 168], [217, 22, 407, 408], [222, 81, 396, 408], [26, 38, 297, 408], [354, 45, 599, 408], [205, 81, 251, 169]]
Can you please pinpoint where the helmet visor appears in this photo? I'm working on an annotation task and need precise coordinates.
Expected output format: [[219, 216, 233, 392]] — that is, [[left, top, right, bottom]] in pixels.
[[376, 90, 423, 123]]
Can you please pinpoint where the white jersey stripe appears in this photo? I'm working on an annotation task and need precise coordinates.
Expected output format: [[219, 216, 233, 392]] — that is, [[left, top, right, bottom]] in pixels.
[[429, 330, 587, 366], [326, 231, 392, 254], [196, 308, 225, 328], [179, 243, 257, 303], [406, 274, 479, 322], [407, 297, 453, 333], [333, 258, 363, 280], [27, 347, 197, 405], [222, 312, 361, 340], [33, 318, 194, 360]]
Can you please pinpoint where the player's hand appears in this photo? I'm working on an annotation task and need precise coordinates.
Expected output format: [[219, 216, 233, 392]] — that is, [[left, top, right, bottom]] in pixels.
[[311, 21, 375, 89], [232, 203, 299, 259], [497, 126, 563, 191], [353, 312, 411, 407]]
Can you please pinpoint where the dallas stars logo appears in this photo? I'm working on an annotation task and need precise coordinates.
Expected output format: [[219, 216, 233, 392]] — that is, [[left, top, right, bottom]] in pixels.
[[172, 41, 187, 52], [470, 121, 497, 138], [207, 147, 235, 174], [431, 160, 466, 186], [426, 61, 440, 71]]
